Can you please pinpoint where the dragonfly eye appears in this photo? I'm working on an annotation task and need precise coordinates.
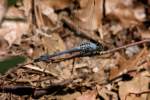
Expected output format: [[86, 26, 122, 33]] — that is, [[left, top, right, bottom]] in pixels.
[[96, 42, 104, 52]]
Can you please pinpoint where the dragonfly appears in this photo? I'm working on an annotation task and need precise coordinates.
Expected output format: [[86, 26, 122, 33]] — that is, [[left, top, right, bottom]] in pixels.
[[34, 41, 104, 62]]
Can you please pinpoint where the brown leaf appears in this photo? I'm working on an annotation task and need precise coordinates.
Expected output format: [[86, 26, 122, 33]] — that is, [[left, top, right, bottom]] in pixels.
[[5, 6, 25, 19], [119, 72, 150, 100], [40, 4, 58, 26], [140, 29, 150, 39], [0, 5, 29, 47], [22, 0, 32, 17], [31, 32, 66, 58], [75, 90, 97, 100], [34, 0, 63, 28], [45, 0, 72, 10], [109, 47, 149, 80], [0, 21, 29, 46], [55, 92, 81, 100], [73, 0, 102, 31], [105, 0, 146, 26]]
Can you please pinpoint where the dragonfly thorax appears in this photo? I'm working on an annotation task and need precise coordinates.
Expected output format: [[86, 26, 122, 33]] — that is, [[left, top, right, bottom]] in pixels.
[[79, 41, 104, 55]]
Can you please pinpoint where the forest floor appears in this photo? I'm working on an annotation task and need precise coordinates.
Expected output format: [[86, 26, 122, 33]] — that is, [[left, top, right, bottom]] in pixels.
[[0, 0, 149, 100]]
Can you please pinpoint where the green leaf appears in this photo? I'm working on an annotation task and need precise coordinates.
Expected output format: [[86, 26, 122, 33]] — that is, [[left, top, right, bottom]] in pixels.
[[0, 56, 26, 74], [7, 0, 18, 6]]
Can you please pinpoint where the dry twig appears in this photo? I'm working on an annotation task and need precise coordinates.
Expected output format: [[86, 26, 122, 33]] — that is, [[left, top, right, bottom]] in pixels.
[[125, 90, 150, 100]]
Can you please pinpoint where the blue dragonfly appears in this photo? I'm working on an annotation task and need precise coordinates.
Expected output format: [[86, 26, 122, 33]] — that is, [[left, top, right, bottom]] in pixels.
[[34, 41, 104, 62]]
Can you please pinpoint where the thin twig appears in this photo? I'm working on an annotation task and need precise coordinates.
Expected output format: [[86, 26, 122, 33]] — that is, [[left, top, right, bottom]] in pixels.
[[90, 65, 147, 86], [102, 0, 106, 19], [100, 39, 150, 55], [125, 90, 150, 100], [22, 64, 58, 77]]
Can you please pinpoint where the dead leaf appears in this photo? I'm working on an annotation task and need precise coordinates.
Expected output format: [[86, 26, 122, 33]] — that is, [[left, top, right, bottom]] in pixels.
[[139, 28, 150, 39], [31, 32, 66, 58], [0, 21, 29, 46], [109, 47, 149, 80], [5, 6, 25, 19], [73, 0, 102, 31], [34, 0, 62, 28], [22, 0, 32, 17], [56, 92, 81, 100], [75, 90, 97, 100], [43, 0, 72, 10], [105, 0, 146, 26], [40, 4, 58, 26], [96, 85, 118, 100], [0, 5, 29, 47], [119, 72, 150, 100]]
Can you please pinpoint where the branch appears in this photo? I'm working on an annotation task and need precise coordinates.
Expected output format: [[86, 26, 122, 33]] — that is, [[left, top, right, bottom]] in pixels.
[[100, 39, 150, 55], [125, 90, 150, 100]]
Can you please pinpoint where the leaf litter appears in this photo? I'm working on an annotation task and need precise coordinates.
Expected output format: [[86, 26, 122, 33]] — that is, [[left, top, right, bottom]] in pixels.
[[0, 0, 149, 100]]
